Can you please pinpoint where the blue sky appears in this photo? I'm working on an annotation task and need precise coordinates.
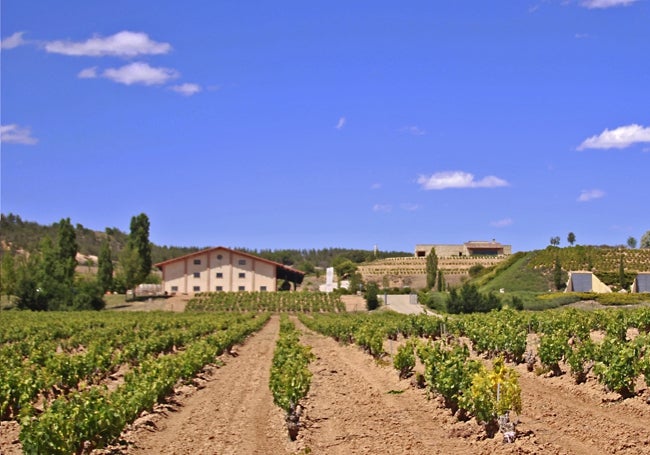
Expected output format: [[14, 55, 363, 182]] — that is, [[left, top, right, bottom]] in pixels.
[[1, 1, 649, 253]]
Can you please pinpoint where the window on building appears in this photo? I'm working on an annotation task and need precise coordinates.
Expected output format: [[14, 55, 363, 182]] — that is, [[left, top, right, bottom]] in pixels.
[[216, 272, 223, 278], [171, 286, 178, 292], [193, 259, 201, 265], [260, 286, 267, 292], [238, 286, 245, 291], [238, 259, 246, 265], [216, 286, 223, 291], [216, 254, 223, 260], [193, 272, 200, 278], [193, 286, 200, 292], [238, 272, 246, 279]]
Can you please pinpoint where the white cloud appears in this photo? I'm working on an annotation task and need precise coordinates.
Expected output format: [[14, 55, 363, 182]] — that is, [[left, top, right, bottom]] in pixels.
[[1, 124, 38, 145], [102, 62, 178, 86], [581, 0, 637, 8], [577, 124, 650, 150], [490, 218, 513, 228], [1, 31, 27, 49], [77, 66, 98, 79], [373, 204, 392, 213], [401, 203, 420, 212], [170, 83, 202, 96], [417, 171, 509, 190], [400, 125, 426, 136], [335, 117, 346, 130], [578, 189, 605, 202], [370, 183, 382, 190], [45, 31, 171, 57]]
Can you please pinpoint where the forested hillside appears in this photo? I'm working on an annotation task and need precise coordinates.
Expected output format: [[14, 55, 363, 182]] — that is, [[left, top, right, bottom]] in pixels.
[[0, 213, 411, 270], [0, 213, 202, 264]]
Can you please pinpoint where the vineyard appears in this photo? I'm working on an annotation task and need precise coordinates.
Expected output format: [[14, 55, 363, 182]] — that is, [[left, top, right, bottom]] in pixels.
[[186, 291, 345, 313], [530, 246, 650, 273], [2, 302, 650, 454], [0, 311, 269, 454]]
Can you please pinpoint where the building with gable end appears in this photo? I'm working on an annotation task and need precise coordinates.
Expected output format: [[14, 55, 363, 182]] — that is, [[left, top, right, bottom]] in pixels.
[[155, 246, 304, 295]]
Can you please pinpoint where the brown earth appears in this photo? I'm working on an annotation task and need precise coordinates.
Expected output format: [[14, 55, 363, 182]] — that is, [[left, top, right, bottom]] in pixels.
[[4, 315, 650, 455]]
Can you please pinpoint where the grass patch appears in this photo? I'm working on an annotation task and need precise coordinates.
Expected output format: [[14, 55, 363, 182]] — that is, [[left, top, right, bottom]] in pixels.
[[477, 252, 549, 293]]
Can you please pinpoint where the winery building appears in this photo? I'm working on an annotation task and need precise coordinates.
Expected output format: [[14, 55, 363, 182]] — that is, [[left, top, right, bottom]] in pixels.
[[415, 240, 512, 258], [155, 246, 304, 295]]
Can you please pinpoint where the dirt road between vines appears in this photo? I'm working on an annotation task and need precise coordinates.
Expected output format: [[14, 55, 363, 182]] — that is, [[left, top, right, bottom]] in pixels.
[[104, 316, 650, 455], [119, 315, 292, 455]]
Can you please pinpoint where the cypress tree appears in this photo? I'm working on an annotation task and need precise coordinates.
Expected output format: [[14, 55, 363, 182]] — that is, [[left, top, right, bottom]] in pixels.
[[426, 248, 438, 290]]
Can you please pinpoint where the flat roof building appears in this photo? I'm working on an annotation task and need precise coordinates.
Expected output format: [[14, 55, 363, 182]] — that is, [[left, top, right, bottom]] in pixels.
[[415, 240, 512, 258]]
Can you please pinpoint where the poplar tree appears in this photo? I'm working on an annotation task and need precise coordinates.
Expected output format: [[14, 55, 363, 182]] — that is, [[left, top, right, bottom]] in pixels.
[[56, 217, 78, 284], [97, 239, 113, 293], [121, 213, 152, 298]]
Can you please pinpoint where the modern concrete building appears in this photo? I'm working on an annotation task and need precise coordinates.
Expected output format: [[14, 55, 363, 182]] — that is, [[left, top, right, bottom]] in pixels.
[[631, 273, 650, 293], [155, 246, 304, 295], [414, 240, 512, 258], [565, 271, 612, 293]]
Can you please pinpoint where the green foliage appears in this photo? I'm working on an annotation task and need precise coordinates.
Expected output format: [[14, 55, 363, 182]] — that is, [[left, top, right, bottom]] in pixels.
[[468, 263, 485, 278], [123, 213, 152, 291], [72, 279, 106, 311], [418, 290, 447, 312], [426, 248, 438, 289], [269, 316, 313, 440], [365, 282, 379, 311], [447, 283, 501, 314], [553, 256, 565, 291], [417, 341, 480, 414], [641, 230, 650, 249], [474, 252, 548, 293], [187, 291, 345, 313], [538, 331, 567, 376], [3, 312, 269, 453], [437, 270, 446, 292], [627, 237, 637, 249], [333, 258, 358, 279], [567, 232, 576, 246], [530, 245, 650, 275], [55, 218, 78, 283], [97, 239, 113, 293], [0, 253, 17, 298], [393, 340, 417, 379], [594, 338, 640, 398]]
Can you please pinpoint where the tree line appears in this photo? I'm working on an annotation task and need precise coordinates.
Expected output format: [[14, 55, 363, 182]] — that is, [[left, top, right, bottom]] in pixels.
[[0, 213, 154, 310], [0, 213, 201, 264]]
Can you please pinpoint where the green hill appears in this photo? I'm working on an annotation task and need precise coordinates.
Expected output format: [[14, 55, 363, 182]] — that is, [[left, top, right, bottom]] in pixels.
[[471, 246, 650, 294]]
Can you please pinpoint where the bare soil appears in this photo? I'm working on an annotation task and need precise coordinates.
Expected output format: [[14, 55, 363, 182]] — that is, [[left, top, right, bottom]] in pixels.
[[4, 315, 650, 455]]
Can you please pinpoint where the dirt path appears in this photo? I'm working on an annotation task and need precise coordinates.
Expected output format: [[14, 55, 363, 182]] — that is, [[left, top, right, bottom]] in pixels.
[[293, 318, 565, 455], [513, 365, 650, 455], [121, 315, 293, 455]]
